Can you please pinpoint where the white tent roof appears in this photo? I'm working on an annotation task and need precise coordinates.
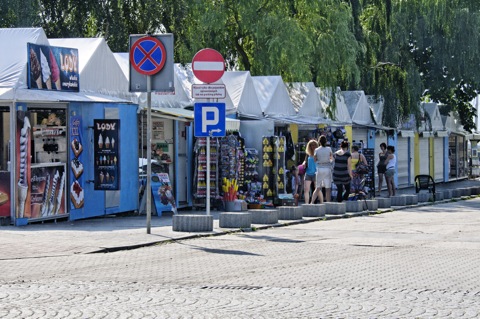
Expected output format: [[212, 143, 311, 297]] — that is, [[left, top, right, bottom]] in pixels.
[[421, 102, 444, 131], [317, 87, 351, 123], [286, 82, 330, 124], [0, 28, 49, 88], [48, 38, 129, 97], [252, 76, 296, 118], [218, 71, 262, 117], [0, 28, 131, 104], [366, 95, 384, 126], [114, 53, 194, 109], [343, 91, 373, 125]]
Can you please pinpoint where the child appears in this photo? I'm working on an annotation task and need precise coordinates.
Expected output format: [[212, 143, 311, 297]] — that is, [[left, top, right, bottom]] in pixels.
[[290, 165, 302, 205]]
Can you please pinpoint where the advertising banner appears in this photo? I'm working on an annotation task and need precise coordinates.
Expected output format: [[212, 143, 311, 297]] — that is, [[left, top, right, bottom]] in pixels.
[[0, 172, 11, 217], [30, 164, 67, 219], [16, 110, 32, 219], [27, 43, 79, 92], [151, 173, 176, 215], [70, 115, 84, 209], [94, 119, 120, 190]]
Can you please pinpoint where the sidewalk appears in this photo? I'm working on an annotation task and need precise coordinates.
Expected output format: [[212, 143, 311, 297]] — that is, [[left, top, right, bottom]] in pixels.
[[1, 178, 479, 260]]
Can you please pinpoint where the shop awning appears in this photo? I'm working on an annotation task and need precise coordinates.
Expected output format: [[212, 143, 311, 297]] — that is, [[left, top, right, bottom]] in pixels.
[[399, 130, 415, 137], [435, 131, 449, 137], [421, 131, 434, 137]]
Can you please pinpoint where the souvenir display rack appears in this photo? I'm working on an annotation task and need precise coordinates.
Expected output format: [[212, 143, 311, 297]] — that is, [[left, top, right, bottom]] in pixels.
[[219, 134, 245, 188], [244, 148, 259, 188], [261, 136, 286, 200], [193, 137, 220, 209], [361, 148, 375, 197]]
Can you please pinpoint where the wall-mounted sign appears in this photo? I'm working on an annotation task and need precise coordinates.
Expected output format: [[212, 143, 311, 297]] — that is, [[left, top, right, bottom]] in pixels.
[[27, 43, 79, 92], [94, 119, 120, 190], [70, 115, 84, 209]]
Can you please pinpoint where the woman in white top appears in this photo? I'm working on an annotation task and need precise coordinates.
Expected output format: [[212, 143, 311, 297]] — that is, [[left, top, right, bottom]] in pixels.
[[384, 145, 396, 197], [311, 135, 333, 203]]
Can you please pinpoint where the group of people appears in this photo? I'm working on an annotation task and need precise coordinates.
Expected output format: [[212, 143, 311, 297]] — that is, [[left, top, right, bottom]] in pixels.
[[290, 137, 397, 204]]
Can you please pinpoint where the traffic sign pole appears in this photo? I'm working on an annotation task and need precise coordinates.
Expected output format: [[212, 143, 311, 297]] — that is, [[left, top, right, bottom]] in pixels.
[[206, 136, 210, 215], [146, 75, 152, 234]]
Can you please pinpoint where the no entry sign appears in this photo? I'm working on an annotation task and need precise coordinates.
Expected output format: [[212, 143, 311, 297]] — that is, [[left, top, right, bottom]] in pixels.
[[130, 36, 166, 76], [192, 48, 225, 83]]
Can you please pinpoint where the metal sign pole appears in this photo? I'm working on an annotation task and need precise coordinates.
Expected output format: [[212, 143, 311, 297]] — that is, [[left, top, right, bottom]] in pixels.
[[146, 75, 152, 234], [206, 135, 211, 215]]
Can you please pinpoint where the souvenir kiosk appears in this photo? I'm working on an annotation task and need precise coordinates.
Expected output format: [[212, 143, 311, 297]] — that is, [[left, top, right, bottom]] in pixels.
[[0, 29, 139, 226]]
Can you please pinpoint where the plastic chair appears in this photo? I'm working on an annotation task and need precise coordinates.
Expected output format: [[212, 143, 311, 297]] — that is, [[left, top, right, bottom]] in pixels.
[[414, 175, 436, 201]]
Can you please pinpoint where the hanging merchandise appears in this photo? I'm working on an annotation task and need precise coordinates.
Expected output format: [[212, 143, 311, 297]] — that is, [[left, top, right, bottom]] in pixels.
[[193, 137, 220, 209], [244, 148, 259, 186], [261, 136, 286, 200], [219, 133, 245, 188]]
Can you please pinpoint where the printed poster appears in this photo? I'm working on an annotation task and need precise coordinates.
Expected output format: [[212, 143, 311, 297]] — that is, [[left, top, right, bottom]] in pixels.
[[30, 164, 67, 219], [94, 119, 120, 190], [0, 172, 11, 217], [27, 43, 79, 92], [16, 110, 32, 219], [151, 173, 176, 215], [70, 115, 84, 209]]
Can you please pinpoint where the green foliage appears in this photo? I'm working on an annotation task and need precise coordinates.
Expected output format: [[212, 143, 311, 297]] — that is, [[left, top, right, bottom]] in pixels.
[[3, 0, 480, 132]]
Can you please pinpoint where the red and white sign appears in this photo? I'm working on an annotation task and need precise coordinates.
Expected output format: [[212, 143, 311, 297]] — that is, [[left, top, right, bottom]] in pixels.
[[192, 48, 225, 83], [192, 84, 226, 99]]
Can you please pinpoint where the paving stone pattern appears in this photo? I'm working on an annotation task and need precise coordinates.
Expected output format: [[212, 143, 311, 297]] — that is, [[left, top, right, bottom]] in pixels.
[[1, 197, 480, 318]]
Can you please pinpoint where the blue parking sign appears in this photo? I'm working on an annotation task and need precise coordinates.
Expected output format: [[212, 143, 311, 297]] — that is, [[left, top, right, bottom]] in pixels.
[[194, 103, 226, 137]]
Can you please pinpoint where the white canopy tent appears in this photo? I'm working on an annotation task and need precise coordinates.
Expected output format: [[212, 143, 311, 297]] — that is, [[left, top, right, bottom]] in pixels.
[[0, 28, 49, 89], [0, 28, 131, 104], [343, 90, 373, 125], [366, 95, 384, 126], [219, 71, 262, 118], [114, 53, 194, 110], [286, 82, 330, 124], [421, 102, 445, 132], [252, 76, 296, 120], [317, 87, 351, 123]]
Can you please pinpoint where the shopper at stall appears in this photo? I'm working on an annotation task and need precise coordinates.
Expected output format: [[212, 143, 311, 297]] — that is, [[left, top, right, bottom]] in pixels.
[[385, 145, 397, 197], [332, 140, 353, 202], [376, 143, 388, 196], [311, 135, 333, 203], [350, 145, 368, 172], [303, 139, 318, 204]]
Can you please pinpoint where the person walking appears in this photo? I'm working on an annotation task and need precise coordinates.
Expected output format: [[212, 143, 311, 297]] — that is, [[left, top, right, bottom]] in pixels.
[[302, 139, 318, 204], [311, 135, 333, 203], [332, 140, 353, 202], [376, 143, 388, 196], [384, 145, 397, 197]]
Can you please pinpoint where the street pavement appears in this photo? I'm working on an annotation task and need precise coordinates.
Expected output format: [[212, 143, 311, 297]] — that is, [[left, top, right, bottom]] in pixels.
[[0, 179, 479, 318], [0, 178, 479, 261]]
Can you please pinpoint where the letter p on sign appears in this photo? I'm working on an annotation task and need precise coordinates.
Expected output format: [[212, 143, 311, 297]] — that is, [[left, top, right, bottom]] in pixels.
[[194, 102, 226, 137]]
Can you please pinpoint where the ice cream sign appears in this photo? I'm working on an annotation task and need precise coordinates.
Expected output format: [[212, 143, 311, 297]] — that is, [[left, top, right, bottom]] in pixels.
[[27, 43, 80, 92], [93, 119, 120, 190]]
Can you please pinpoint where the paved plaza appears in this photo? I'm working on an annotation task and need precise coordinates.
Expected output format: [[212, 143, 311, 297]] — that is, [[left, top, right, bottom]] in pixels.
[[0, 184, 479, 318]]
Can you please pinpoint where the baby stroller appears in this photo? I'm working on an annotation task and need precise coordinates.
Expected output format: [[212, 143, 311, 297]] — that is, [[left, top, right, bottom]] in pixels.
[[348, 173, 369, 209]]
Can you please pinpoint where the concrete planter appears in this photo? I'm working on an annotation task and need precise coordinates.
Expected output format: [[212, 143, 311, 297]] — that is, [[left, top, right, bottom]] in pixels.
[[365, 200, 378, 211], [404, 194, 418, 205], [391, 195, 407, 206], [278, 206, 303, 220], [173, 215, 213, 232], [443, 190, 452, 200], [301, 204, 326, 217], [377, 197, 391, 208], [219, 212, 251, 228], [418, 193, 433, 202], [325, 202, 346, 215], [452, 189, 462, 198], [249, 209, 278, 224], [434, 192, 444, 201], [346, 201, 364, 212]]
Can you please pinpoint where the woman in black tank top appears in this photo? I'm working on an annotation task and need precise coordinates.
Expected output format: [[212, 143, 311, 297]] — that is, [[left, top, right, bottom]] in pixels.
[[377, 143, 387, 195]]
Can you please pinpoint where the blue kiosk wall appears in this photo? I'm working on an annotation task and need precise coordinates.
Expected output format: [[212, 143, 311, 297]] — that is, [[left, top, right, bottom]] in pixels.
[[69, 102, 138, 220]]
